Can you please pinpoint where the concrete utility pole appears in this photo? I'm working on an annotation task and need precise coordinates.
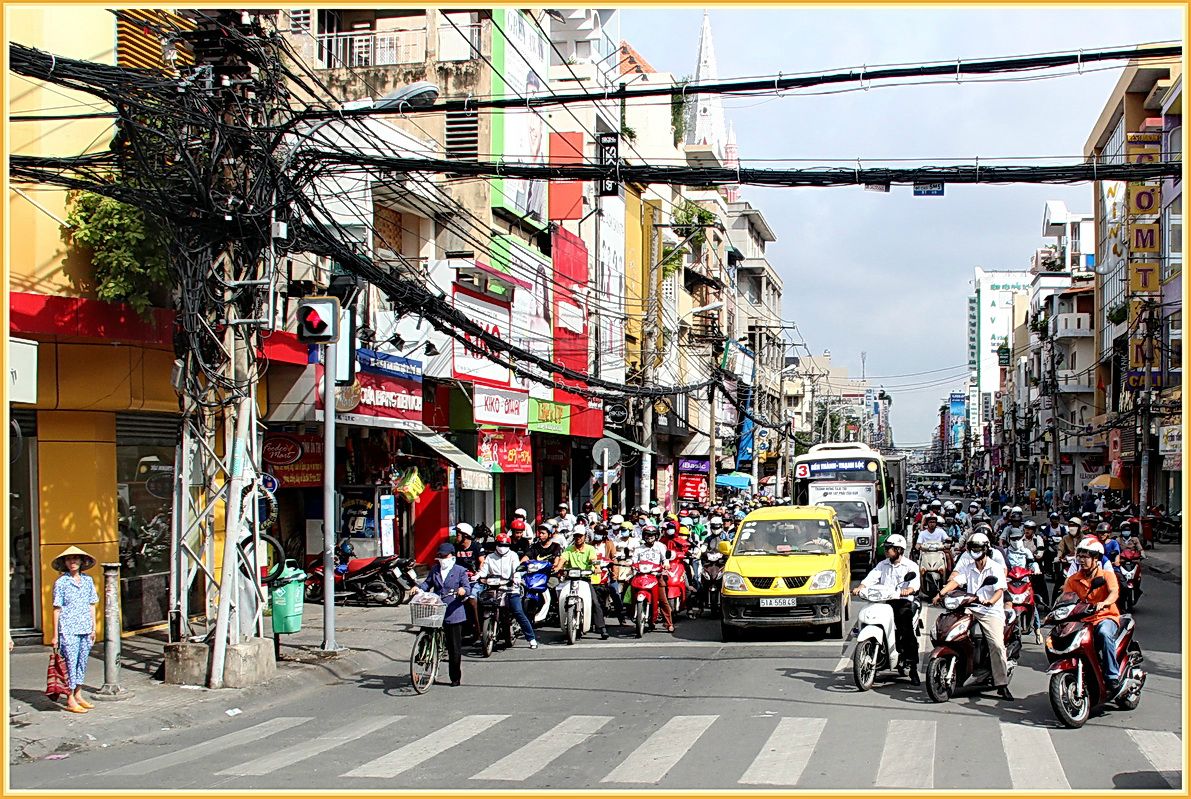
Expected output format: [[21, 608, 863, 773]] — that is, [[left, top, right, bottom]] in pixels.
[[1048, 336, 1062, 502], [1138, 300, 1156, 513], [321, 340, 340, 652]]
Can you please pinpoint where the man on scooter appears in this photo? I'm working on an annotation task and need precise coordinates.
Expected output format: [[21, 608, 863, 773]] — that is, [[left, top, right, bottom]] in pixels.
[[633, 526, 675, 632], [559, 528, 609, 639], [1062, 538, 1124, 696], [852, 534, 921, 685], [473, 532, 539, 649], [935, 532, 1014, 700]]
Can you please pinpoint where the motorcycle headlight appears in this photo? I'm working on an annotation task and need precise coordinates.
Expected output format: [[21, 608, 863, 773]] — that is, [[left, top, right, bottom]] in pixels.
[[1048, 627, 1089, 655], [945, 616, 971, 641], [1050, 604, 1073, 621], [942, 595, 963, 611], [723, 571, 746, 591], [810, 570, 837, 590]]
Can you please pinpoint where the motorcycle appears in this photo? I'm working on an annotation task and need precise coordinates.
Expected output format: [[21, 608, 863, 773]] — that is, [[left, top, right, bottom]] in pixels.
[[1116, 548, 1143, 611], [691, 547, 726, 619], [629, 560, 665, 638], [924, 576, 1022, 703], [476, 576, 522, 657], [917, 541, 951, 601], [852, 576, 921, 691], [1043, 584, 1146, 728], [665, 556, 690, 615], [1005, 565, 1041, 642], [520, 559, 555, 625], [304, 543, 418, 607], [557, 567, 594, 645]]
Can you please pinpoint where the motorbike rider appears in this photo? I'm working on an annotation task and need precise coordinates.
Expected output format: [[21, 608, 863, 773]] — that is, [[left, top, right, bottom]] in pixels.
[[953, 522, 1007, 571], [993, 506, 1012, 535], [663, 524, 697, 593], [852, 533, 922, 685], [916, 514, 952, 547], [591, 523, 627, 627], [1041, 511, 1065, 541], [453, 523, 484, 572], [1118, 519, 1145, 557], [633, 526, 675, 632], [473, 532, 539, 649], [553, 503, 576, 535], [559, 527, 610, 639], [935, 532, 1014, 700], [1061, 537, 1124, 696], [1005, 521, 1050, 607], [941, 506, 964, 541]]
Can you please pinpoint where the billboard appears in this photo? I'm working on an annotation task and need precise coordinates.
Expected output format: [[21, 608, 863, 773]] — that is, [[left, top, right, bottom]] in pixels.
[[949, 392, 967, 451], [493, 235, 554, 400], [491, 9, 549, 228], [596, 193, 627, 383]]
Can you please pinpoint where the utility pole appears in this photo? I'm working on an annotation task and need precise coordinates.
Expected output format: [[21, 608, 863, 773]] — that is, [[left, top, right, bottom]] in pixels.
[[1138, 299, 1156, 513], [1048, 337, 1062, 503], [708, 378, 718, 502]]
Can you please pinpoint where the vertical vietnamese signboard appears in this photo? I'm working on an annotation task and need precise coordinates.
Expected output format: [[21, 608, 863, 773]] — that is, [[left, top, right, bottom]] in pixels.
[[495, 235, 554, 401], [491, 9, 549, 228]]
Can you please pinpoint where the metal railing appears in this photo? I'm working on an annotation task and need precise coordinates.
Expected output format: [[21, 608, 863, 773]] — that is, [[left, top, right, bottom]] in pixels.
[[316, 29, 426, 69], [1051, 312, 1093, 338]]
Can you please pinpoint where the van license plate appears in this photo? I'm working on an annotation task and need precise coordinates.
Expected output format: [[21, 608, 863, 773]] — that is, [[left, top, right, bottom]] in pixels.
[[760, 597, 798, 607]]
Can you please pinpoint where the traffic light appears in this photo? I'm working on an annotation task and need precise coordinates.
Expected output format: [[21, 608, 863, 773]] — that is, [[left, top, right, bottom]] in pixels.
[[295, 297, 341, 344]]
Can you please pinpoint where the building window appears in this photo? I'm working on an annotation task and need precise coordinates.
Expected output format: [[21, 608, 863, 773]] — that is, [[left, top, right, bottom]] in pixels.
[[1163, 195, 1182, 281]]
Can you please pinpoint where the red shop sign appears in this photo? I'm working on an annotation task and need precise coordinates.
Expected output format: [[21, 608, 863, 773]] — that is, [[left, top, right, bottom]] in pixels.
[[677, 474, 707, 501], [262, 433, 323, 488], [477, 430, 534, 473]]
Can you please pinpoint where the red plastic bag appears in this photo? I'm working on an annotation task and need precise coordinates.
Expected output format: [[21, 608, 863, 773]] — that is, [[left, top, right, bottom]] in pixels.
[[46, 650, 70, 700]]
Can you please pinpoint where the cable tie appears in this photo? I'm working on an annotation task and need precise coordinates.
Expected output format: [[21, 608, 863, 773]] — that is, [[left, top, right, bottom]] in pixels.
[[975, 156, 980, 184], [774, 70, 782, 94], [861, 64, 867, 91], [48, 53, 56, 76]]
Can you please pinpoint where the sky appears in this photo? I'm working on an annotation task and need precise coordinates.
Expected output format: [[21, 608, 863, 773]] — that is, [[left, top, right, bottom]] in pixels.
[[618, 4, 1184, 446]]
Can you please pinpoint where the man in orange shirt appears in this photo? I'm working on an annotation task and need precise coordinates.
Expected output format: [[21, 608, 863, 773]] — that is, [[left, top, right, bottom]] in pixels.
[[1061, 538, 1123, 693]]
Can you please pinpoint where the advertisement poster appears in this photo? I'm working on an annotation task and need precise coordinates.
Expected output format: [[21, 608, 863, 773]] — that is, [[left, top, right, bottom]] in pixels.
[[477, 430, 534, 473], [491, 9, 549, 227], [473, 384, 530, 427], [678, 457, 710, 474], [677, 474, 708, 501], [496, 235, 555, 401], [315, 349, 423, 430], [656, 465, 674, 512], [596, 193, 627, 383], [949, 392, 967, 449], [452, 290, 511, 385], [262, 433, 323, 488]]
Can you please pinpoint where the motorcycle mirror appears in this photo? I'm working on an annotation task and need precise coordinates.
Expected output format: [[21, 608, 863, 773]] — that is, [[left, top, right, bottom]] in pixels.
[[903, 572, 917, 583], [981, 575, 999, 587], [1090, 576, 1107, 590]]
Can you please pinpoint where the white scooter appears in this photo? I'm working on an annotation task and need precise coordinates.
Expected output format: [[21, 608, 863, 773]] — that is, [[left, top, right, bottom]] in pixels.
[[558, 567, 594, 645], [852, 575, 922, 691]]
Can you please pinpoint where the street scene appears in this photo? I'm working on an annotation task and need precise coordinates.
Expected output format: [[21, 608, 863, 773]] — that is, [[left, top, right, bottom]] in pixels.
[[5, 4, 1185, 792]]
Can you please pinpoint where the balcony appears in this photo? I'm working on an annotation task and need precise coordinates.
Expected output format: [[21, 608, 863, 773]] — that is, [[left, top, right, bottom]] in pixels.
[[1055, 369, 1094, 393], [1051, 312, 1093, 339], [316, 29, 427, 69]]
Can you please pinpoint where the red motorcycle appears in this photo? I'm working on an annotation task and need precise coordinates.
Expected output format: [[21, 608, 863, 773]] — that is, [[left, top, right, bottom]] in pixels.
[[305, 541, 418, 606], [925, 576, 1022, 703], [1005, 565, 1040, 642], [629, 560, 663, 638], [1116, 548, 1143, 611], [1043, 583, 1146, 728]]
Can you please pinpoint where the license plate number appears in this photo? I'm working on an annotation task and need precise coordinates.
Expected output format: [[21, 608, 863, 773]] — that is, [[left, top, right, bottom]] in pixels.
[[760, 597, 798, 607]]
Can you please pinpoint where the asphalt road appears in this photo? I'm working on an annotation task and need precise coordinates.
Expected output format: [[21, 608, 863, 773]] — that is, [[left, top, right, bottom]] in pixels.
[[12, 571, 1182, 790]]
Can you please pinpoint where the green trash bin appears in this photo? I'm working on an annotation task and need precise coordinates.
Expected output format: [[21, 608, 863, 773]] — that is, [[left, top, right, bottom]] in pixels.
[[271, 559, 307, 634]]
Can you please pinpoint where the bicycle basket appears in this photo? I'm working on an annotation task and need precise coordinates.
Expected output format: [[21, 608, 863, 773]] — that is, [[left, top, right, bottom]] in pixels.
[[410, 601, 446, 628]]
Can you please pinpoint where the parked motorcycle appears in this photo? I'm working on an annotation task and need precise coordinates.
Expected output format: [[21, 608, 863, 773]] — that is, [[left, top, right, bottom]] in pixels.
[[852, 576, 921, 691], [924, 577, 1022, 703], [1044, 585, 1146, 728], [1116, 548, 1143, 611], [917, 541, 951, 601], [691, 547, 726, 619], [476, 576, 522, 657], [304, 541, 418, 606], [557, 567, 594, 645], [520, 559, 555, 625], [1005, 565, 1041, 642]]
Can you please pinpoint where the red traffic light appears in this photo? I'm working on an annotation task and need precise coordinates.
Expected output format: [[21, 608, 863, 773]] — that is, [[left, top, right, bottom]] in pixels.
[[302, 307, 327, 333]]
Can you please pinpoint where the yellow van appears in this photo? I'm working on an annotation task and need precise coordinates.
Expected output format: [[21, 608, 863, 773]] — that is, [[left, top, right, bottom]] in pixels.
[[719, 505, 854, 641]]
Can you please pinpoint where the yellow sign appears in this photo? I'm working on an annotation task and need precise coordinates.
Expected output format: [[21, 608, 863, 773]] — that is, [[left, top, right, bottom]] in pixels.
[[1129, 337, 1159, 369], [1128, 223, 1160, 254], [1126, 144, 1161, 165], [1127, 183, 1161, 215], [1129, 298, 1148, 327], [1127, 132, 1163, 144], [1129, 260, 1161, 293]]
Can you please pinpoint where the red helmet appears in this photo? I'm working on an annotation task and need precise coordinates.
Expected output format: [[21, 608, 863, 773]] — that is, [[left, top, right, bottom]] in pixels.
[[510, 518, 527, 533], [495, 532, 512, 545]]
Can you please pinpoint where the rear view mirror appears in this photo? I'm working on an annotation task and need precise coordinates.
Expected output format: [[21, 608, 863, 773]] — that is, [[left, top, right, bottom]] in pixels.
[[1090, 576, 1107, 590], [903, 572, 917, 584], [981, 575, 999, 587], [717, 540, 732, 557]]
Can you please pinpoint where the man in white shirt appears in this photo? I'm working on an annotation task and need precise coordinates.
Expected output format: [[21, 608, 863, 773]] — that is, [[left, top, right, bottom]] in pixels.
[[553, 503, 576, 534], [473, 532, 538, 648], [935, 532, 1013, 700], [852, 534, 921, 684], [631, 527, 674, 631]]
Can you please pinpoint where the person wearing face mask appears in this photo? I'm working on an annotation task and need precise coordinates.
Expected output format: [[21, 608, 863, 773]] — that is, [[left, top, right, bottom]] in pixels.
[[473, 532, 538, 649], [590, 524, 627, 628], [852, 534, 921, 685], [417, 543, 470, 686]]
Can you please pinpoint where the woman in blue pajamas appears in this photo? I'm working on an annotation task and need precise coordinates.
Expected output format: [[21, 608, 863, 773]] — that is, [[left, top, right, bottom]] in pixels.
[[51, 546, 99, 714]]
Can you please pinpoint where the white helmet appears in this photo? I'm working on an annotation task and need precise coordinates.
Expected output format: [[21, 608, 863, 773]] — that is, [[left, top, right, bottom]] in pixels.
[[943, 501, 955, 511], [610, 514, 624, 525], [513, 508, 528, 518], [884, 534, 908, 551], [967, 531, 991, 549], [455, 522, 474, 537], [1011, 505, 1023, 515], [1077, 538, 1105, 556]]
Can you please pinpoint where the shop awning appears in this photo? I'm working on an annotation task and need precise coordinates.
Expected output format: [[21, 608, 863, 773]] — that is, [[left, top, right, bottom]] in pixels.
[[409, 428, 493, 492], [604, 429, 653, 454], [716, 472, 754, 489]]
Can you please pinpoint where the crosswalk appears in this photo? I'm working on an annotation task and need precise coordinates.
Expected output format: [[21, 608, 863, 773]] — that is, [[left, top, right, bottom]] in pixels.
[[101, 712, 1182, 789]]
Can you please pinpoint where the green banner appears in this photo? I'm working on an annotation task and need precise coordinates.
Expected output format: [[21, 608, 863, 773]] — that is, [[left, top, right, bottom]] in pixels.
[[529, 398, 571, 434]]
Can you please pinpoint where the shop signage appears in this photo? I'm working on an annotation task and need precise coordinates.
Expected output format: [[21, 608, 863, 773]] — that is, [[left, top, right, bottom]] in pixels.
[[474, 385, 530, 427], [913, 182, 944, 196], [529, 398, 570, 434], [604, 402, 629, 426], [677, 473, 708, 501], [1159, 424, 1182, 455], [477, 429, 533, 473], [1163, 453, 1182, 471], [1074, 456, 1104, 488], [678, 457, 710, 474], [262, 433, 323, 488], [1124, 370, 1180, 391], [452, 290, 511, 385], [315, 349, 423, 429], [1111, 458, 1123, 479]]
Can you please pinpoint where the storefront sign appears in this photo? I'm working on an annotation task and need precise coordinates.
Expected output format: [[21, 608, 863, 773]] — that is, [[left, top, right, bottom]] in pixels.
[[656, 465, 674, 512], [1125, 370, 1181, 391], [1128, 257, 1160, 291], [262, 433, 323, 488], [677, 473, 708, 501], [452, 290, 512, 385], [1074, 456, 1105, 488], [529, 398, 571, 434], [1127, 183, 1161, 215], [1159, 425, 1182, 455], [477, 429, 533, 473], [678, 457, 710, 474], [1163, 453, 1182, 471], [474, 385, 530, 427], [317, 352, 423, 430]]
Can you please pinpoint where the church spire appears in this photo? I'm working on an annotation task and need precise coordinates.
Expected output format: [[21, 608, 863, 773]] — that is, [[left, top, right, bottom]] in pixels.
[[684, 11, 727, 162]]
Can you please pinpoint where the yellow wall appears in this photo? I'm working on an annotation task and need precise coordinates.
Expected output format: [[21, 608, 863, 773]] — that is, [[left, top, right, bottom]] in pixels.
[[624, 186, 645, 370], [7, 5, 117, 297], [37, 411, 120, 641]]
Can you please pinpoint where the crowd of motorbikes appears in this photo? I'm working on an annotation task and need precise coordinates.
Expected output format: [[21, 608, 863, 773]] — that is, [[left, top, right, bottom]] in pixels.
[[851, 492, 1150, 727]]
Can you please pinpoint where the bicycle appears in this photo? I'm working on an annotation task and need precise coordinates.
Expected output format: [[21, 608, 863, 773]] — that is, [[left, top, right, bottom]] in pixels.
[[408, 599, 447, 694]]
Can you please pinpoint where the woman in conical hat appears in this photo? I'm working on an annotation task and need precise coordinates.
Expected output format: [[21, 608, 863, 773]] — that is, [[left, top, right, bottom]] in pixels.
[[51, 546, 99, 714]]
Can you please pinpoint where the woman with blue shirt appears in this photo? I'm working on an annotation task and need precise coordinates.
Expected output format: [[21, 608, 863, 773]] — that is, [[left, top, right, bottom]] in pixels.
[[50, 546, 99, 713], [418, 543, 470, 687]]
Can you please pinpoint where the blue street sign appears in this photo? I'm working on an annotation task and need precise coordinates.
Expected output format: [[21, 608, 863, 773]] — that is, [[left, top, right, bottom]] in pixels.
[[913, 182, 945, 196], [260, 473, 279, 493]]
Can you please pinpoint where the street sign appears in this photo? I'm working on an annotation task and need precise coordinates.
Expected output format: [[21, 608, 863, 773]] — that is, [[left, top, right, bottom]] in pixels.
[[604, 402, 629, 426], [260, 473, 279, 493], [913, 182, 945, 197], [592, 465, 621, 484], [591, 437, 622, 466]]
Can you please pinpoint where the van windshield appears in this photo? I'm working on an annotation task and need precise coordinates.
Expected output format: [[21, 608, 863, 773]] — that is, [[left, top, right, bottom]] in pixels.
[[734, 518, 836, 555], [819, 501, 870, 529]]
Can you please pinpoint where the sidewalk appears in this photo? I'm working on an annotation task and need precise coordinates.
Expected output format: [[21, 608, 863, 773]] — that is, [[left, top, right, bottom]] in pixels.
[[7, 602, 418, 764]]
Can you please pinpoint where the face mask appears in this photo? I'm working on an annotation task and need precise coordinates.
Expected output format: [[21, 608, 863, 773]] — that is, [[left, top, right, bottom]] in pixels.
[[1009, 538, 1025, 551], [495, 546, 509, 555], [967, 547, 984, 558], [438, 556, 456, 570]]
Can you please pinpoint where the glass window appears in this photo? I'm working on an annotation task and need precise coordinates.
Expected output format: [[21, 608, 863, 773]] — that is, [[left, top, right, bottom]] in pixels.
[[117, 445, 175, 630], [9, 424, 38, 630], [817, 500, 870, 529], [733, 518, 836, 554]]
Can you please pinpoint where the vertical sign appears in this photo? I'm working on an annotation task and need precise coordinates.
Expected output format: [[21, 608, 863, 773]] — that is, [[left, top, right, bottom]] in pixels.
[[597, 132, 619, 197]]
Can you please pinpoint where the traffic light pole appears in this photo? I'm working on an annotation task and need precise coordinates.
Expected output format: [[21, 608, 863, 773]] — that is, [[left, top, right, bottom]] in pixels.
[[322, 340, 340, 652]]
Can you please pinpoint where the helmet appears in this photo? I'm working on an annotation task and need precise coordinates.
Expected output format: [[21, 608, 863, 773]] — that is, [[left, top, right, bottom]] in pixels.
[[930, 500, 943, 509], [455, 522, 474, 538], [943, 501, 955, 511], [1023, 519, 1037, 529], [642, 527, 659, 541], [884, 534, 908, 551], [610, 514, 624, 525], [338, 540, 355, 559], [678, 526, 690, 537], [557, 503, 569, 512], [1076, 538, 1105, 556], [969, 501, 981, 510], [1001, 507, 1011, 517], [510, 518, 527, 533], [1049, 511, 1060, 520], [494, 532, 512, 545], [513, 508, 528, 518], [1095, 522, 1112, 536], [1068, 517, 1083, 527], [967, 532, 991, 550], [710, 516, 724, 526]]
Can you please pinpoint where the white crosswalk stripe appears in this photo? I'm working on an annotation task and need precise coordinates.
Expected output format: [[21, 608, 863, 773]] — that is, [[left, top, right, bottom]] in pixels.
[[1128, 729, 1182, 788], [342, 715, 508, 779], [217, 716, 403, 776], [600, 715, 718, 784], [471, 715, 612, 781], [739, 717, 827, 785], [876, 719, 935, 788], [106, 717, 312, 775], [1001, 723, 1070, 789]]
